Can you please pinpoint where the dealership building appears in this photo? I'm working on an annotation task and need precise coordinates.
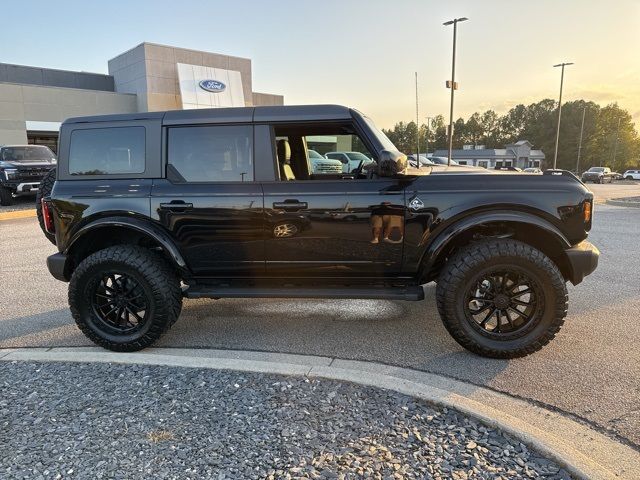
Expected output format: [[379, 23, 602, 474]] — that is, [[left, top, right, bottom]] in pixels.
[[0, 42, 284, 152]]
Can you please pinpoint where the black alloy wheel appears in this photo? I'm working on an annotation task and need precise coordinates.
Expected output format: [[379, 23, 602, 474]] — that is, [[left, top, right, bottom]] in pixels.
[[464, 269, 542, 339], [92, 272, 149, 334]]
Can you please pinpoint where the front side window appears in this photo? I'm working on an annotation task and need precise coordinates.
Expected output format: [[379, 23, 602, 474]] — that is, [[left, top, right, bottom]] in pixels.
[[273, 123, 375, 180], [69, 127, 145, 175], [168, 125, 253, 182]]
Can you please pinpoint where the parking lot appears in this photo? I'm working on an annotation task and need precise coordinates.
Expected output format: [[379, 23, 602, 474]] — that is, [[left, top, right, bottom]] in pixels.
[[1, 194, 639, 451]]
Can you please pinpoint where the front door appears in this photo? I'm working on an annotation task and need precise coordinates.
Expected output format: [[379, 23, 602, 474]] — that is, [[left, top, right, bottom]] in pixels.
[[262, 125, 406, 278], [150, 124, 264, 277]]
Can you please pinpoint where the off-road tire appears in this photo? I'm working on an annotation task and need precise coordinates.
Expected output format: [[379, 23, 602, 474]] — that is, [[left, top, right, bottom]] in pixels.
[[436, 239, 568, 358], [69, 245, 182, 351], [36, 168, 57, 244], [0, 187, 14, 206], [625, 176, 633, 180]]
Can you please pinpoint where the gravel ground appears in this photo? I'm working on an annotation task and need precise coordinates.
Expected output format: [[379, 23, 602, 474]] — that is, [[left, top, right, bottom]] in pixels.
[[0, 362, 571, 480]]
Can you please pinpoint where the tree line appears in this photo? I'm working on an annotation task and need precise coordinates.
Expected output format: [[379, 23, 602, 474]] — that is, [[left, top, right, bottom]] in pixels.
[[382, 100, 640, 172]]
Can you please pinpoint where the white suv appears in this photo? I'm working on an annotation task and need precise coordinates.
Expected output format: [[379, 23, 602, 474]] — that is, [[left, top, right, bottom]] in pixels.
[[623, 169, 640, 180]]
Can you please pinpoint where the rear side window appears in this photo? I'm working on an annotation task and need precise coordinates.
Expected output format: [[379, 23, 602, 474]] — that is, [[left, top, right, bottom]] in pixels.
[[168, 125, 253, 182], [69, 127, 145, 175]]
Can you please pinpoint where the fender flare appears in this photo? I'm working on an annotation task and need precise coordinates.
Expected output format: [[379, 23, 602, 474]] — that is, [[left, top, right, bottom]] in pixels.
[[420, 210, 571, 279], [65, 216, 189, 274]]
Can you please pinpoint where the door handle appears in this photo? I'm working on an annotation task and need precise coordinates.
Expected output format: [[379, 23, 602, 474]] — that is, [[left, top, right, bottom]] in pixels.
[[273, 200, 308, 211], [159, 201, 193, 211]]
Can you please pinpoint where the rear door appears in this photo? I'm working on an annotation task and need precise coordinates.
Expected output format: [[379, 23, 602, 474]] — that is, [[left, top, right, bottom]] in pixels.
[[150, 123, 264, 278]]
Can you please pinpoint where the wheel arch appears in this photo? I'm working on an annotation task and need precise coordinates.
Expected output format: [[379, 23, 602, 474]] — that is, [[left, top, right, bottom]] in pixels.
[[64, 216, 190, 279], [420, 211, 573, 283]]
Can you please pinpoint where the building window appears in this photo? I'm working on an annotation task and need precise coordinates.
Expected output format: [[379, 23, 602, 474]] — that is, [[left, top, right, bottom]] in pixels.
[[458, 161, 468, 165], [168, 125, 253, 182], [69, 127, 145, 175], [478, 161, 489, 169]]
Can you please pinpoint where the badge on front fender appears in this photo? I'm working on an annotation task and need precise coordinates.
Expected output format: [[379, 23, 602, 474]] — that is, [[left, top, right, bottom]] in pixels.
[[408, 196, 424, 211]]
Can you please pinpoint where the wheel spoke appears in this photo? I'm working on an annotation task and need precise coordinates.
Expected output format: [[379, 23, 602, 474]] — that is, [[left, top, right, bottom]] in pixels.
[[512, 298, 532, 307], [511, 288, 532, 298], [103, 304, 119, 318], [508, 306, 530, 321], [480, 308, 497, 327], [470, 303, 492, 315]]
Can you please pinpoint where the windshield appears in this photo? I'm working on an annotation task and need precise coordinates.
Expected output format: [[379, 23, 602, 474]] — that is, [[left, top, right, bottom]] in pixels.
[[360, 115, 397, 152], [588, 167, 605, 172], [1, 146, 55, 162], [308, 150, 324, 159]]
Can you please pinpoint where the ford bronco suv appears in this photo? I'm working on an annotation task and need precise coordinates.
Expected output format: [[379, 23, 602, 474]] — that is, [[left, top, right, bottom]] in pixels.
[[40, 105, 599, 358], [0, 145, 57, 205]]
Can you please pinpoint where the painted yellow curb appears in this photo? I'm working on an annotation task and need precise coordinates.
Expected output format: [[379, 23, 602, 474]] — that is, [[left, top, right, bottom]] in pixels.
[[0, 209, 36, 221]]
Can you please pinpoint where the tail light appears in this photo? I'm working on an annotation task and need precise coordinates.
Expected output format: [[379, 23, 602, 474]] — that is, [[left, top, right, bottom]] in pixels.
[[583, 200, 592, 223], [41, 199, 55, 234]]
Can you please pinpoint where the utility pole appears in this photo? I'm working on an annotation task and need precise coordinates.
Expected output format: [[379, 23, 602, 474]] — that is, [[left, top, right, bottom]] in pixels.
[[612, 117, 622, 168], [415, 71, 420, 169], [444, 17, 468, 167], [576, 107, 586, 174], [552, 62, 573, 169]]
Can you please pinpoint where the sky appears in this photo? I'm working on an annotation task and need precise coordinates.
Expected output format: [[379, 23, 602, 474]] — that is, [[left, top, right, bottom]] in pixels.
[[1, 0, 639, 129]]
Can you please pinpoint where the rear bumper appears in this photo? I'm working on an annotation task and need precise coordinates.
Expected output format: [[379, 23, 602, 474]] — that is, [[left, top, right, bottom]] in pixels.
[[565, 240, 599, 285], [47, 253, 71, 282]]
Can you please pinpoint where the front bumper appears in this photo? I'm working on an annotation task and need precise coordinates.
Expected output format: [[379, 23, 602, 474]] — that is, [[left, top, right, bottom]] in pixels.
[[47, 253, 71, 282], [565, 240, 599, 285]]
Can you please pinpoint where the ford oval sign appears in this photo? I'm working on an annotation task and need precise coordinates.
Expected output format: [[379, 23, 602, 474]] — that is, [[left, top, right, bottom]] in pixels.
[[199, 79, 226, 93]]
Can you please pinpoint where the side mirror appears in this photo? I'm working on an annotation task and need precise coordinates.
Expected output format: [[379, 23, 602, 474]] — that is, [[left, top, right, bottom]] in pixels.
[[378, 150, 408, 177]]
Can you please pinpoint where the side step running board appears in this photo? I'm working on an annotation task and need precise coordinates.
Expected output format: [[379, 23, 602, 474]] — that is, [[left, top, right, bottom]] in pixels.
[[184, 285, 425, 301]]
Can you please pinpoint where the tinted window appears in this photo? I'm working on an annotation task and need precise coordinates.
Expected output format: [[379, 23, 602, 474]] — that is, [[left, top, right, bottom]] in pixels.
[[168, 125, 253, 182], [69, 127, 145, 175]]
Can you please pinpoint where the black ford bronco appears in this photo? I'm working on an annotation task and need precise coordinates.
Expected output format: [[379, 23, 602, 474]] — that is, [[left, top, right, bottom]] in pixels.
[[40, 105, 599, 358]]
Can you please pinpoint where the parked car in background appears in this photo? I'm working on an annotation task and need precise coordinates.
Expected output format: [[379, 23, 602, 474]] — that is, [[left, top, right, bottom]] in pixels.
[[581, 166, 614, 183], [495, 166, 522, 172], [0, 145, 57, 205], [406, 154, 435, 167], [430, 156, 458, 165], [523, 167, 542, 174], [623, 169, 640, 180], [611, 172, 624, 181], [325, 151, 375, 173], [308, 149, 342, 174]]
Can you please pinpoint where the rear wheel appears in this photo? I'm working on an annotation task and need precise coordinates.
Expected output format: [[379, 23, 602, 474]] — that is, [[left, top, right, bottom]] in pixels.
[[0, 187, 14, 206], [436, 239, 568, 358], [36, 168, 57, 244], [626, 176, 633, 180], [69, 245, 182, 351]]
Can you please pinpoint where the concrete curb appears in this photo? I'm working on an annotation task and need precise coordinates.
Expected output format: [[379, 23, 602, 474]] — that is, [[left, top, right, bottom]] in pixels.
[[606, 198, 640, 208], [2, 347, 638, 479], [0, 209, 36, 221]]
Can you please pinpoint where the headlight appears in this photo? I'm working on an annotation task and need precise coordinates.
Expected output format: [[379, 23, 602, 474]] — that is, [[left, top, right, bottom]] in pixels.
[[3, 168, 17, 180]]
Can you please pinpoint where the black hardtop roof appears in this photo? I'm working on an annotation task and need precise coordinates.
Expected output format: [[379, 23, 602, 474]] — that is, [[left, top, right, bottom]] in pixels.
[[63, 104, 353, 126]]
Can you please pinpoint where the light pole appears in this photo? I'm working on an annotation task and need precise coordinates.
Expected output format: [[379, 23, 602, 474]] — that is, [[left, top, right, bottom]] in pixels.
[[612, 116, 622, 168], [415, 72, 420, 169], [552, 62, 573, 169], [576, 107, 586, 174], [444, 17, 468, 167]]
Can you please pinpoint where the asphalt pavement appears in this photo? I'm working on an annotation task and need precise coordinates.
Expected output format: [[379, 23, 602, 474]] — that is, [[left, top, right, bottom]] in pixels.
[[1, 203, 639, 451]]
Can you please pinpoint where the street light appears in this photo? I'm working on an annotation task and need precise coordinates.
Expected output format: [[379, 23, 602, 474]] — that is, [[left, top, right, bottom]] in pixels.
[[552, 62, 573, 169], [444, 17, 468, 167]]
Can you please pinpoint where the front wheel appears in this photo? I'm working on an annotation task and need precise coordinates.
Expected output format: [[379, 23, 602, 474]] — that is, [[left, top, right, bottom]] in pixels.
[[69, 245, 182, 351], [436, 239, 568, 358]]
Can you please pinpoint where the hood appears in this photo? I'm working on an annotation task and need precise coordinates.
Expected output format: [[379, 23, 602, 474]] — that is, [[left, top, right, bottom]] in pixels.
[[0, 160, 56, 169]]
